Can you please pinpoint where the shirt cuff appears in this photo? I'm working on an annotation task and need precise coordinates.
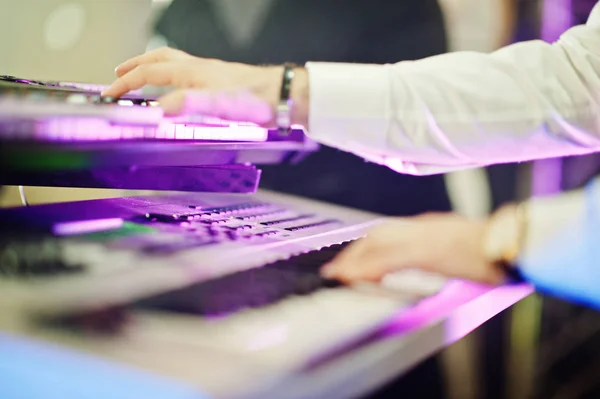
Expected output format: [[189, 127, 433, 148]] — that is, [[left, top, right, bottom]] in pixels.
[[305, 62, 390, 155], [517, 182, 600, 307]]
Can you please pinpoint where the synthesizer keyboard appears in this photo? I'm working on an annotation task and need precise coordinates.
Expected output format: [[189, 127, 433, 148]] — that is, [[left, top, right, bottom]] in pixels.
[[0, 75, 317, 191], [0, 74, 448, 396], [0, 191, 446, 373], [0, 75, 278, 142]]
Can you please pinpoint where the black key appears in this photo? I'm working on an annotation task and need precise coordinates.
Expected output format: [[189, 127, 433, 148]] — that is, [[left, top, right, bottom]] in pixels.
[[133, 243, 351, 316], [47, 307, 129, 335], [293, 274, 323, 295], [322, 278, 343, 288]]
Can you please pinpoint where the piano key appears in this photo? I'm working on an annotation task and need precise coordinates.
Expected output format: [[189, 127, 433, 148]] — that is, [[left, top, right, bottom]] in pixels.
[[183, 125, 194, 140], [133, 245, 347, 316]]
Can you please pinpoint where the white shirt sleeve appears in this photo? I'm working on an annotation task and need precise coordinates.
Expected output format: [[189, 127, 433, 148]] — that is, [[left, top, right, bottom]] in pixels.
[[517, 176, 600, 308], [305, 3, 600, 175]]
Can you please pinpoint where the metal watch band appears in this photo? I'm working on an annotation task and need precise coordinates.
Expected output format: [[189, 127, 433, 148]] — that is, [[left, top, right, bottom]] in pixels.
[[276, 64, 295, 135]]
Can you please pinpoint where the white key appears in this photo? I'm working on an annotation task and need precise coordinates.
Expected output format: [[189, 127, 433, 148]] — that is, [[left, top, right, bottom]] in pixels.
[[133, 288, 407, 369], [183, 126, 194, 140]]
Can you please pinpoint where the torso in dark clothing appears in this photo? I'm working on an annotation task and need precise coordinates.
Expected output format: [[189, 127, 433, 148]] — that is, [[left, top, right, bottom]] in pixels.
[[156, 0, 451, 216]]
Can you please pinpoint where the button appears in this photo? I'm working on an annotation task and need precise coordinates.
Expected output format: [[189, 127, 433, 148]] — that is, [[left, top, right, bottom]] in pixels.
[[285, 219, 339, 232], [205, 227, 221, 237], [226, 231, 238, 240], [66, 94, 88, 104]]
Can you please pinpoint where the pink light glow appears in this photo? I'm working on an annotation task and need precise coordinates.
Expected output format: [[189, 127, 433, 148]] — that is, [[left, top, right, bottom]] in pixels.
[[379, 280, 533, 343], [532, 0, 574, 196], [541, 0, 573, 42], [26, 119, 269, 142], [443, 283, 533, 343], [52, 218, 124, 236]]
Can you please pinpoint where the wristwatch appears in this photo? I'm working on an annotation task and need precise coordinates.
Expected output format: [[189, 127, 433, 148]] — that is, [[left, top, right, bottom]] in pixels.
[[276, 64, 295, 135], [483, 202, 528, 283]]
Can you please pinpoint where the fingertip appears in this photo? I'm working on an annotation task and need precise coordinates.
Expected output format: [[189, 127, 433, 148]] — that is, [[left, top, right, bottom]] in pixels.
[[114, 66, 125, 78], [321, 261, 361, 283], [320, 262, 337, 278], [100, 87, 115, 98], [100, 80, 117, 97], [101, 79, 128, 99], [158, 90, 187, 115]]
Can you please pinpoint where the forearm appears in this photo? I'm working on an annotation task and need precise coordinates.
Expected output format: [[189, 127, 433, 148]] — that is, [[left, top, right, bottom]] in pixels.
[[300, 7, 600, 175]]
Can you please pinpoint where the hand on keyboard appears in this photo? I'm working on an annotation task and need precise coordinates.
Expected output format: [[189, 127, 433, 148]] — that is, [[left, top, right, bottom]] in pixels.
[[321, 213, 505, 286], [101, 47, 282, 126]]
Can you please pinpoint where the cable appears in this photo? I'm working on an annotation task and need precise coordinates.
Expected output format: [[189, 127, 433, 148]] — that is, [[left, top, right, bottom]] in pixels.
[[18, 186, 29, 206]]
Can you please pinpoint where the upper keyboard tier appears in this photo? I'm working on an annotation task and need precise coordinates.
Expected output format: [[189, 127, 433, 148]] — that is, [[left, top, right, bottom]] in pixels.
[[0, 75, 296, 142], [0, 75, 316, 175]]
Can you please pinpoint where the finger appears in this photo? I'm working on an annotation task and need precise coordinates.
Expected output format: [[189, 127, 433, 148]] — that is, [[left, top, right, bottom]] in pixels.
[[232, 91, 274, 124], [330, 250, 409, 283], [102, 63, 178, 98], [115, 47, 183, 77], [322, 227, 417, 282], [337, 241, 417, 282], [159, 89, 274, 124], [159, 90, 220, 117], [321, 221, 402, 277], [321, 239, 369, 277], [158, 90, 188, 115]]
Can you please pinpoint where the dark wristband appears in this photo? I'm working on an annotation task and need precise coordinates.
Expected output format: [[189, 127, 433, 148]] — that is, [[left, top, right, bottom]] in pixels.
[[496, 261, 526, 284], [276, 64, 295, 135]]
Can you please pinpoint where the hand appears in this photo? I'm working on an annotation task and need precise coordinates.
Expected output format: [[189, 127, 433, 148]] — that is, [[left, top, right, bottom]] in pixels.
[[321, 213, 506, 285], [101, 47, 309, 126]]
